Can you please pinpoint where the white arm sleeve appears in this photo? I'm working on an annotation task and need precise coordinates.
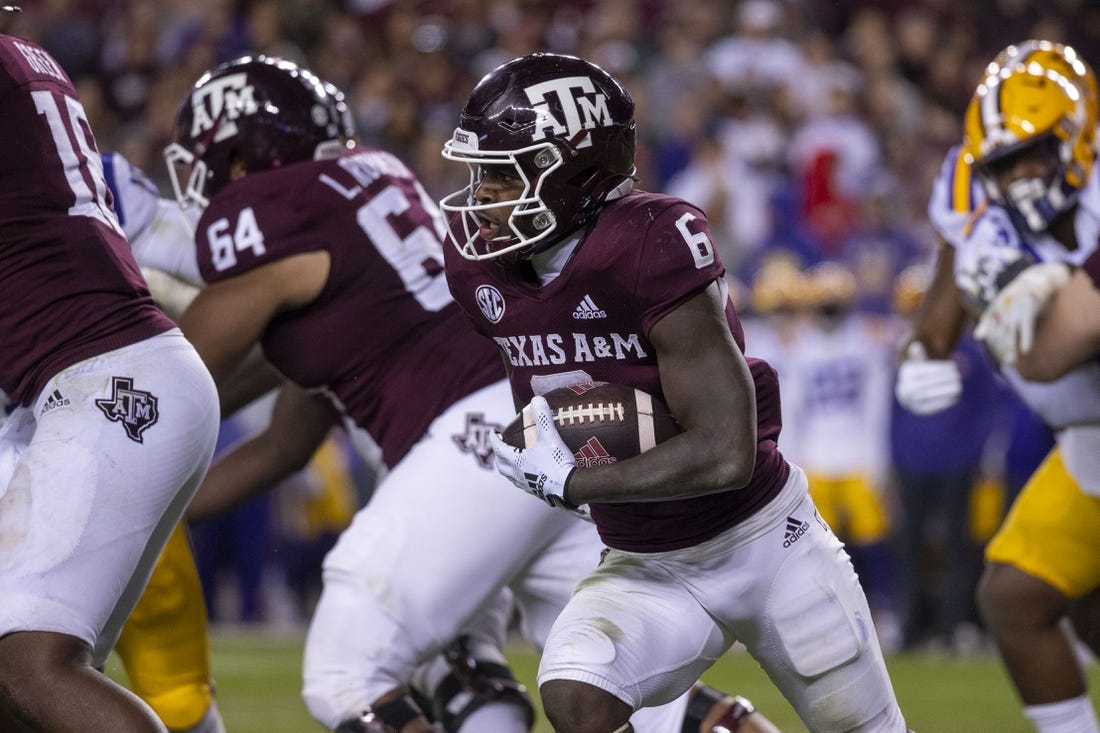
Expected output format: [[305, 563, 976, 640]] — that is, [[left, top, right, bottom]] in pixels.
[[129, 200, 203, 287], [103, 151, 203, 287]]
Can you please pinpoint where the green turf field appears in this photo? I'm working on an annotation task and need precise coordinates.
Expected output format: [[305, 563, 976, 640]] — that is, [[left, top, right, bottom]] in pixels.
[[106, 627, 1100, 732]]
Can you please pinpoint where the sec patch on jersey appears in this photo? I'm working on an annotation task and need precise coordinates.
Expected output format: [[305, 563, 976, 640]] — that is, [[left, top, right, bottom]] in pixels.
[[501, 382, 681, 466]]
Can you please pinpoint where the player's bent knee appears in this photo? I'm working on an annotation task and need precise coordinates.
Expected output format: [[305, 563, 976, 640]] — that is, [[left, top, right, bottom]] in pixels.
[[978, 563, 1067, 631], [0, 632, 90, 721], [540, 679, 632, 733]]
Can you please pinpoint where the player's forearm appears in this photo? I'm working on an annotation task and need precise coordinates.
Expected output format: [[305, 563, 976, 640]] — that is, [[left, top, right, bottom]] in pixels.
[[185, 437, 295, 523], [567, 425, 756, 504], [905, 245, 969, 359], [187, 387, 334, 522], [218, 348, 284, 419], [1014, 270, 1100, 381]]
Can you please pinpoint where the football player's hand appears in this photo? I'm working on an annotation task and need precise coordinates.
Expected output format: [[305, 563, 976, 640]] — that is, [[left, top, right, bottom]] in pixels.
[[974, 262, 1071, 365], [895, 341, 962, 415], [489, 396, 590, 521]]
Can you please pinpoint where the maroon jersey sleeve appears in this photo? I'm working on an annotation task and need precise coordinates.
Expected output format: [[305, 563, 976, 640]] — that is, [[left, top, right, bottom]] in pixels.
[[444, 190, 787, 552], [1083, 248, 1100, 288], [197, 150, 502, 467], [0, 34, 172, 405], [635, 199, 729, 339]]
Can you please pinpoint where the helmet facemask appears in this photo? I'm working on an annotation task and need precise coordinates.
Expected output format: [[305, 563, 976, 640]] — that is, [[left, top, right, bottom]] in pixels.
[[439, 53, 637, 262], [977, 131, 1075, 233], [163, 141, 207, 211], [441, 136, 567, 260]]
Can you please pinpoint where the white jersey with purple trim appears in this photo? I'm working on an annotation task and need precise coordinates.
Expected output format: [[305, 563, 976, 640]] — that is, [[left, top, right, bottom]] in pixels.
[[102, 152, 202, 288], [927, 144, 985, 249], [940, 151, 1100, 494], [780, 313, 897, 483]]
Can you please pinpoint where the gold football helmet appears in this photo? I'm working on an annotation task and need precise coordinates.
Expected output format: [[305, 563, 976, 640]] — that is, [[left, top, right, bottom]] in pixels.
[[750, 253, 805, 316], [804, 261, 857, 312], [963, 40, 1097, 233]]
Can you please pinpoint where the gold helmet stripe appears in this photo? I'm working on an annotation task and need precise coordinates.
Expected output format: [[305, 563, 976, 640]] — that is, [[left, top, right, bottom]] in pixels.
[[950, 148, 975, 215]]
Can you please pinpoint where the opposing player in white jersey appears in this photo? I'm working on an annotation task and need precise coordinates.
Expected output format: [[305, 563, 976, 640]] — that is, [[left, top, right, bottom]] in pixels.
[[0, 30, 219, 733], [783, 262, 900, 648], [163, 54, 775, 733], [105, 152, 204, 315], [739, 253, 807, 390], [895, 40, 1100, 733]]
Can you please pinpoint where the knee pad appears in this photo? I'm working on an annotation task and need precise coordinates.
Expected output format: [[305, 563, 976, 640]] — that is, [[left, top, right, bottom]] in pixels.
[[431, 637, 535, 732]]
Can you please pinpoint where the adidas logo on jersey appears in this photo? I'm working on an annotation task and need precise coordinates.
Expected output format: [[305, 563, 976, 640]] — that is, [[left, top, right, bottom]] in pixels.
[[573, 436, 617, 467], [782, 515, 810, 548], [41, 388, 70, 413], [573, 295, 607, 320]]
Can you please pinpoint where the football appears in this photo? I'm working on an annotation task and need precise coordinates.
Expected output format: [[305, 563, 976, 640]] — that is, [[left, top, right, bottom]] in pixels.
[[500, 382, 681, 466]]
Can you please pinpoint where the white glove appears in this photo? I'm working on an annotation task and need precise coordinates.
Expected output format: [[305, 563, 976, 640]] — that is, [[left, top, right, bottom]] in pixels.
[[489, 396, 589, 521], [974, 262, 1071, 365], [895, 341, 963, 415]]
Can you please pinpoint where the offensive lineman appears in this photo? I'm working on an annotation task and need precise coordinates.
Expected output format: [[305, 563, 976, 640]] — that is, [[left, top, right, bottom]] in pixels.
[[0, 27, 218, 732]]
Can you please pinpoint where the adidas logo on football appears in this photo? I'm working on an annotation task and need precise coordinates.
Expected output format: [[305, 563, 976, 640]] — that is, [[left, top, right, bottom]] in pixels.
[[573, 436, 616, 467], [42, 388, 70, 413], [573, 294, 607, 320], [782, 515, 810, 548]]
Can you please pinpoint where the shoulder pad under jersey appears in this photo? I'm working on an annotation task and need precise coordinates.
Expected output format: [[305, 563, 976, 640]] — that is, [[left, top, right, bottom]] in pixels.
[[102, 151, 159, 241], [927, 145, 984, 249]]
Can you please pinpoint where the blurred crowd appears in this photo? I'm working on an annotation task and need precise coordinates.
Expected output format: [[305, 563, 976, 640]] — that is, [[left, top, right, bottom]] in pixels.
[[5, 0, 1097, 287], [5, 0, 1097, 653]]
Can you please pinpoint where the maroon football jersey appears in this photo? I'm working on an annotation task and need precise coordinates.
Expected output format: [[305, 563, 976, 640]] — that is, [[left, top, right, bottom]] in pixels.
[[445, 190, 788, 552], [0, 34, 172, 405], [196, 148, 502, 468]]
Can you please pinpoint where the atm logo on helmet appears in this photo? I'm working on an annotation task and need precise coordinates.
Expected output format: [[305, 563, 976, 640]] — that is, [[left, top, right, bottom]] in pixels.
[[190, 73, 259, 143], [525, 76, 612, 148]]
